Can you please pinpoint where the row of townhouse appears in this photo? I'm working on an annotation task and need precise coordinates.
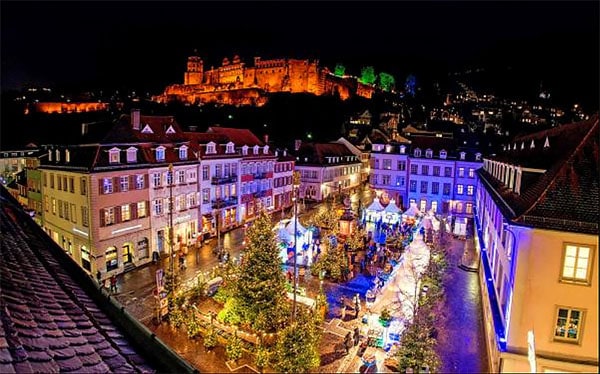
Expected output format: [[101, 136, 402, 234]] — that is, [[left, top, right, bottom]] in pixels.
[[369, 133, 483, 219], [474, 115, 598, 373], [38, 110, 295, 279]]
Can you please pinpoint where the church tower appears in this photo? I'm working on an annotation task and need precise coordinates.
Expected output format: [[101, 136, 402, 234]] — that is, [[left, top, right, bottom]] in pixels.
[[184, 52, 204, 85]]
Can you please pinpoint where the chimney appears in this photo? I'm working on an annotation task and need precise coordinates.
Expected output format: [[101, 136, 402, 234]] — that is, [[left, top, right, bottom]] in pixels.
[[294, 139, 302, 151], [263, 134, 269, 144], [131, 109, 141, 130]]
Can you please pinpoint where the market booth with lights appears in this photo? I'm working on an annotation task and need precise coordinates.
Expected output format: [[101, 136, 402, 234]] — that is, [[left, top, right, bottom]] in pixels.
[[275, 216, 314, 267]]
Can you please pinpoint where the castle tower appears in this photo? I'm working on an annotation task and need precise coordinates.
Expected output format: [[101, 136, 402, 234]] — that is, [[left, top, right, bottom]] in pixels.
[[184, 53, 204, 85]]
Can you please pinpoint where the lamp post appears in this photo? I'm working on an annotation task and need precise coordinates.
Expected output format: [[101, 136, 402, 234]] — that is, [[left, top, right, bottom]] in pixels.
[[168, 163, 175, 293], [291, 171, 301, 323]]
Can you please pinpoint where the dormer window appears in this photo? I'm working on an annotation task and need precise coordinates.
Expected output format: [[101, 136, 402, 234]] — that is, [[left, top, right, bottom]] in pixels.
[[439, 150, 447, 159], [425, 149, 433, 158], [65, 149, 70, 163], [414, 148, 421, 158], [400, 145, 406, 154], [179, 145, 188, 160], [127, 147, 138, 163], [206, 142, 216, 154], [242, 145, 249, 155], [263, 145, 269, 154], [226, 142, 235, 154], [55, 149, 61, 162], [253, 145, 259, 155], [155, 146, 166, 161], [460, 152, 466, 160], [48, 150, 53, 161], [109, 147, 120, 164], [475, 153, 482, 161]]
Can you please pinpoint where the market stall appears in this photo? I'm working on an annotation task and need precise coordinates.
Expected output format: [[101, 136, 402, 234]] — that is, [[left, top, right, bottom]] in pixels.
[[365, 197, 385, 223], [382, 199, 401, 224]]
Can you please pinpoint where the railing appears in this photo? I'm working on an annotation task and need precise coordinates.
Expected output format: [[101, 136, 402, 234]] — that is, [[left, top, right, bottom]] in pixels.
[[253, 172, 268, 179], [211, 175, 238, 185], [211, 196, 238, 209], [253, 190, 269, 198]]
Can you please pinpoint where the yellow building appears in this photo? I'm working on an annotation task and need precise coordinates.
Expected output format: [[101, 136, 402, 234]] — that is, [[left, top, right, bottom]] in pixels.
[[475, 115, 599, 372]]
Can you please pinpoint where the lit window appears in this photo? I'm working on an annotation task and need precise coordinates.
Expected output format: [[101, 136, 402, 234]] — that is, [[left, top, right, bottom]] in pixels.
[[65, 149, 70, 163], [103, 178, 113, 194], [466, 203, 473, 214], [109, 147, 120, 164], [121, 205, 131, 221], [127, 147, 137, 163], [106, 247, 118, 271], [137, 201, 147, 218], [242, 145, 248, 155], [414, 148, 421, 157], [458, 167, 465, 177], [155, 146, 166, 161], [400, 146, 406, 154], [153, 199, 163, 215], [135, 175, 145, 189], [554, 307, 583, 343], [561, 244, 593, 284], [440, 150, 447, 159], [206, 142, 216, 154], [104, 207, 115, 225], [120, 176, 129, 192], [226, 142, 235, 154], [254, 145, 259, 155], [425, 149, 433, 158], [179, 145, 188, 160], [460, 152, 466, 160], [475, 153, 482, 161], [469, 168, 475, 178], [263, 145, 269, 154], [467, 185, 474, 195], [457, 184, 464, 194], [152, 173, 161, 187]]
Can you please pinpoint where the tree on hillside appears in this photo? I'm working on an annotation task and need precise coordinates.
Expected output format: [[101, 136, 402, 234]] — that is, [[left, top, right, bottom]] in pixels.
[[235, 210, 289, 332], [334, 63, 346, 76], [379, 72, 396, 92], [360, 66, 377, 85]]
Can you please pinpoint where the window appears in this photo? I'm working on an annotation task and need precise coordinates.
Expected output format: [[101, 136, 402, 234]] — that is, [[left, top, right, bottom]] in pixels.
[[188, 193, 198, 208], [57, 176, 62, 191], [467, 185, 474, 195], [127, 147, 137, 163], [440, 150, 447, 159], [443, 183, 451, 195], [410, 165, 418, 175], [152, 173, 161, 188], [104, 207, 115, 225], [153, 199, 163, 215], [155, 146, 166, 161], [373, 159, 380, 169], [106, 247, 118, 272], [120, 176, 129, 192], [397, 161, 406, 171], [136, 175, 145, 189], [469, 168, 475, 178], [554, 307, 583, 342], [80, 177, 87, 195], [81, 206, 89, 227], [165, 171, 173, 186], [103, 178, 113, 194], [460, 152, 466, 160], [431, 201, 438, 212], [43, 173, 48, 187], [409, 180, 417, 193], [202, 165, 209, 180], [400, 145, 406, 154], [50, 173, 55, 189], [177, 170, 186, 184], [561, 244, 593, 284], [458, 167, 465, 177], [466, 203, 473, 214], [121, 205, 131, 221], [177, 195, 187, 211], [383, 159, 392, 170], [51, 198, 56, 214], [226, 142, 235, 154], [63, 201, 69, 220], [425, 149, 433, 158], [475, 153, 482, 161], [395, 176, 405, 187], [370, 174, 378, 185], [414, 149, 421, 157], [188, 170, 197, 182], [421, 165, 429, 175], [420, 181, 428, 194], [432, 182, 439, 194], [382, 175, 391, 185], [69, 177, 75, 193], [263, 145, 269, 154], [81, 246, 91, 271], [420, 199, 426, 212], [457, 184, 464, 194], [202, 188, 210, 203], [242, 145, 248, 155], [55, 150, 60, 162], [109, 148, 120, 164], [433, 166, 440, 176], [253, 145, 259, 155], [137, 201, 147, 218], [179, 145, 188, 160], [444, 167, 452, 177]]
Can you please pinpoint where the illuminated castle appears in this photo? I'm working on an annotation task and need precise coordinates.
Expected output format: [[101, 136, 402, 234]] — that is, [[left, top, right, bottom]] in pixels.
[[154, 54, 375, 106]]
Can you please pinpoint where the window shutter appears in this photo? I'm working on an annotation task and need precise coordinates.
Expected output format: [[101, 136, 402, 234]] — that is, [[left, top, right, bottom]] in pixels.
[[99, 209, 105, 226], [113, 177, 120, 193], [145, 201, 150, 216], [98, 179, 104, 195], [131, 203, 138, 219], [115, 206, 122, 223], [130, 175, 135, 189]]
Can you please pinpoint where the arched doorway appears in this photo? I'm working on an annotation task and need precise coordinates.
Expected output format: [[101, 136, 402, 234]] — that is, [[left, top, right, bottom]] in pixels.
[[106, 246, 118, 272], [122, 242, 133, 265]]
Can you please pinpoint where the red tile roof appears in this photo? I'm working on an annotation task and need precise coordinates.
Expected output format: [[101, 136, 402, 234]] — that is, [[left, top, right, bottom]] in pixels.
[[207, 127, 263, 146]]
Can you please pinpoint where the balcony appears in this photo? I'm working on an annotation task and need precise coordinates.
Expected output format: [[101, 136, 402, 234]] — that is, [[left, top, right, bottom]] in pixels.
[[253, 172, 268, 179], [211, 175, 238, 185], [211, 196, 238, 209], [253, 190, 269, 198]]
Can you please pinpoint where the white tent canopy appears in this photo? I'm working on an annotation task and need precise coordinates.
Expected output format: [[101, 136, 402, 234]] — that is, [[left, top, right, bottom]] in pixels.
[[382, 199, 401, 223], [403, 202, 421, 217], [285, 216, 307, 236], [384, 199, 400, 214], [365, 197, 385, 223], [366, 197, 385, 212]]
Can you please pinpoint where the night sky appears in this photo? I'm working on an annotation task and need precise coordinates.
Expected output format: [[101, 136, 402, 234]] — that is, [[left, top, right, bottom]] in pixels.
[[2, 1, 598, 108]]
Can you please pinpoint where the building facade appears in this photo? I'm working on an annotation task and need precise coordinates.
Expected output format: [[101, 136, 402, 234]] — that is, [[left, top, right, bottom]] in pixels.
[[475, 116, 599, 373]]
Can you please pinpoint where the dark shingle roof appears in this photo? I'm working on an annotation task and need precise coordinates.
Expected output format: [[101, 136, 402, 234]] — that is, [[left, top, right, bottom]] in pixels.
[[0, 189, 195, 374], [479, 114, 599, 235], [295, 142, 358, 165]]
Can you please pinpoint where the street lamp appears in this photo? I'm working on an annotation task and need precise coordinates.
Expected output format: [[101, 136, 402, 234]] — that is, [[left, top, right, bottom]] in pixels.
[[291, 171, 301, 322], [168, 163, 175, 293]]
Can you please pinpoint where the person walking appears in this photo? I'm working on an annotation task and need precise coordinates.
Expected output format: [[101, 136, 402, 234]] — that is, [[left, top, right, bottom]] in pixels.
[[110, 274, 118, 294], [96, 270, 102, 288]]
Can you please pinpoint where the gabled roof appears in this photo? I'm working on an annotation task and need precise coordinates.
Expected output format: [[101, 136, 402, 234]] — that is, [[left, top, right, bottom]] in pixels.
[[104, 114, 188, 143], [295, 142, 358, 165], [479, 114, 599, 235], [0, 188, 194, 373], [207, 127, 263, 146]]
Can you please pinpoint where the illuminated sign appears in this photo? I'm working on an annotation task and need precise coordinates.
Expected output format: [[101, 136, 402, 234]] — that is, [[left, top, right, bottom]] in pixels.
[[111, 224, 142, 235]]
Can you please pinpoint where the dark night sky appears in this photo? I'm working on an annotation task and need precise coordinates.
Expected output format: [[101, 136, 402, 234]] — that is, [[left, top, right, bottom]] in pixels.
[[1, 1, 598, 108]]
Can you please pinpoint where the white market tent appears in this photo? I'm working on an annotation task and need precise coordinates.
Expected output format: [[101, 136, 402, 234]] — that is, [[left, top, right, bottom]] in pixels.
[[403, 202, 421, 218], [366, 197, 385, 222], [382, 199, 401, 224]]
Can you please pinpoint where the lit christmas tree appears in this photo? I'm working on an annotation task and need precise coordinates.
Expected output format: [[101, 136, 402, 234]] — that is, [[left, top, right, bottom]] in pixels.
[[235, 210, 289, 332], [274, 308, 321, 373]]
